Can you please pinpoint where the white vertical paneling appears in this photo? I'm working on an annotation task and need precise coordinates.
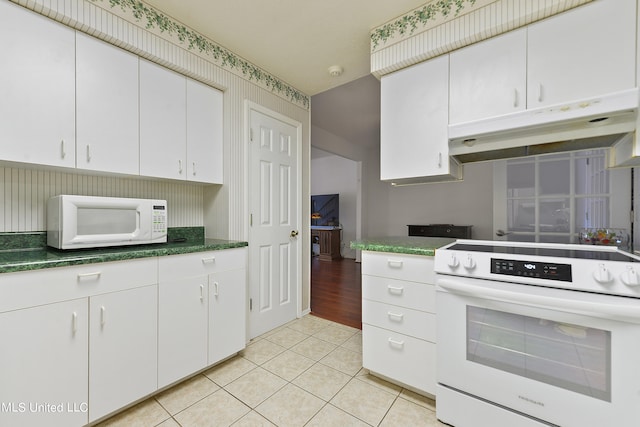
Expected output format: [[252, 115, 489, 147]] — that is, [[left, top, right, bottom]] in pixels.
[[0, 166, 203, 232]]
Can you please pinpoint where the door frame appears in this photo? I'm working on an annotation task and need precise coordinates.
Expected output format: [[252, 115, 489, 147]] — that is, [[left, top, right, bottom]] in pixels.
[[244, 101, 304, 336]]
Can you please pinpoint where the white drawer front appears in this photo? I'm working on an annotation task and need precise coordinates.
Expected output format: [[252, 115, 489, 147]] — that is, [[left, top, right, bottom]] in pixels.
[[363, 299, 435, 342], [362, 275, 435, 313], [0, 257, 158, 313], [362, 324, 435, 395], [159, 247, 247, 281], [362, 251, 434, 284]]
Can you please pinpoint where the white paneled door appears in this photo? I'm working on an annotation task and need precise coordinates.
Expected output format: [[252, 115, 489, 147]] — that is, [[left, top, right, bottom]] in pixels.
[[249, 106, 301, 339]]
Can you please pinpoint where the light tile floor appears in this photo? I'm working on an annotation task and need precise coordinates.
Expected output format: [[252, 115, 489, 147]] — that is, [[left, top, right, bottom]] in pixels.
[[97, 315, 447, 427]]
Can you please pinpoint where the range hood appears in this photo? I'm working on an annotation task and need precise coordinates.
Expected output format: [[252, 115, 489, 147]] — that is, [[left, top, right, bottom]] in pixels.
[[448, 88, 639, 164]]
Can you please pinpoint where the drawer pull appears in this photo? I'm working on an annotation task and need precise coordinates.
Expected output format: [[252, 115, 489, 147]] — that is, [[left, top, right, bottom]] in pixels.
[[200, 284, 205, 302], [387, 285, 404, 295], [72, 312, 78, 334], [387, 259, 403, 268], [213, 281, 219, 297], [202, 256, 216, 264], [388, 338, 405, 348], [100, 306, 106, 327], [77, 271, 101, 280], [387, 311, 404, 321]]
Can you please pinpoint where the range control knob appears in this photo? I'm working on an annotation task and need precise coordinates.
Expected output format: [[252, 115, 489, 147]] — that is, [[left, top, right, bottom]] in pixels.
[[447, 254, 460, 269], [463, 254, 476, 270], [593, 264, 613, 284], [621, 266, 640, 286]]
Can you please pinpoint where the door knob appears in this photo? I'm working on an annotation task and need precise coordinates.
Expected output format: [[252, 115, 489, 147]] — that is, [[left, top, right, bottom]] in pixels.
[[290, 230, 299, 238]]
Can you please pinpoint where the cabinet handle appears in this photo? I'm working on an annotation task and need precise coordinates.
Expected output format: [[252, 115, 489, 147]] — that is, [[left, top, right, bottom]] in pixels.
[[178, 159, 183, 174], [60, 139, 66, 159], [86, 144, 91, 162], [514, 88, 519, 108], [387, 285, 404, 295], [77, 271, 101, 280], [213, 281, 219, 297], [388, 337, 405, 348], [100, 306, 106, 327], [538, 83, 544, 103], [192, 162, 196, 176], [387, 259, 403, 268], [200, 284, 205, 302], [438, 152, 442, 168], [202, 256, 216, 264], [387, 311, 404, 321], [72, 311, 78, 334]]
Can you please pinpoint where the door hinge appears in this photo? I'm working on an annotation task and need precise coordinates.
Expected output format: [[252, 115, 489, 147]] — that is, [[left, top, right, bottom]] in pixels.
[[249, 298, 253, 311], [250, 213, 253, 226]]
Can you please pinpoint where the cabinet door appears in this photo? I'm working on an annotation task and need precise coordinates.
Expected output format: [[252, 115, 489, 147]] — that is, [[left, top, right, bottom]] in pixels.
[[89, 285, 158, 422], [0, 299, 88, 427], [76, 33, 139, 175], [209, 269, 246, 364], [449, 29, 526, 124], [0, 1, 75, 168], [527, 0, 636, 107], [380, 55, 451, 181], [186, 79, 224, 184], [158, 277, 208, 388], [140, 59, 187, 180]]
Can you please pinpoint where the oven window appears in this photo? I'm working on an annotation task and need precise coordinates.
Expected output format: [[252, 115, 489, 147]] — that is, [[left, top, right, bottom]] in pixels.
[[77, 208, 137, 235], [467, 306, 611, 401]]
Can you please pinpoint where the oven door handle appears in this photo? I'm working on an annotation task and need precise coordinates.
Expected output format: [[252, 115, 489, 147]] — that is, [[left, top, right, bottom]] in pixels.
[[438, 278, 640, 324]]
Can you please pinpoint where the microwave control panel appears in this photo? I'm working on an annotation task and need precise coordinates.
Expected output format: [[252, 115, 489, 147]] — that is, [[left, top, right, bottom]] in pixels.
[[153, 204, 167, 234], [491, 258, 572, 282]]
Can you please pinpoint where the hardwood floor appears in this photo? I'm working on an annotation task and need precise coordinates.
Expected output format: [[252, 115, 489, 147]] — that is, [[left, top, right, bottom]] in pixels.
[[310, 256, 362, 329]]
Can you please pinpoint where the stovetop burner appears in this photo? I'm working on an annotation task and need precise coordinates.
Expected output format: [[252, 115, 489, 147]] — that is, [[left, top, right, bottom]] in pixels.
[[448, 243, 638, 263]]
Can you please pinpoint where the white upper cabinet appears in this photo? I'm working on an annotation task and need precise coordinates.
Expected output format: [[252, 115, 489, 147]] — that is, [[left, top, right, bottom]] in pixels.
[[186, 80, 224, 184], [0, 1, 75, 168], [527, 0, 636, 108], [76, 33, 139, 175], [449, 29, 527, 125], [381, 54, 460, 182], [140, 59, 187, 180]]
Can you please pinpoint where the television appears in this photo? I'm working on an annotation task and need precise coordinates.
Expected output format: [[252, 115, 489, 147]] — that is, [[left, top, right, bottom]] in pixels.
[[311, 194, 339, 226]]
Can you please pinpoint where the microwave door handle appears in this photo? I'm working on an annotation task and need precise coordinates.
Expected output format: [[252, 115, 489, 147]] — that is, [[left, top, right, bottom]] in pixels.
[[437, 278, 640, 324]]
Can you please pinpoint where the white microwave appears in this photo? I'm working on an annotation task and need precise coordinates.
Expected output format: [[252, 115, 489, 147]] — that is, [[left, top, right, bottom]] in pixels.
[[47, 195, 167, 250]]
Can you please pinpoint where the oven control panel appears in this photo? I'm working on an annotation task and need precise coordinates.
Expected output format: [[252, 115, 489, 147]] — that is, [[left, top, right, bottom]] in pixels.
[[491, 258, 572, 282]]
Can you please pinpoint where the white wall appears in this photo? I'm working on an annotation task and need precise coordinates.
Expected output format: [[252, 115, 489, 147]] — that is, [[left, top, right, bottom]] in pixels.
[[311, 152, 358, 258]]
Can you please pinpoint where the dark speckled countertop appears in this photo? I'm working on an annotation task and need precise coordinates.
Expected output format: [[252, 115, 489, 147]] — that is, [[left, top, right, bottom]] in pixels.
[[350, 236, 455, 256], [0, 227, 247, 274]]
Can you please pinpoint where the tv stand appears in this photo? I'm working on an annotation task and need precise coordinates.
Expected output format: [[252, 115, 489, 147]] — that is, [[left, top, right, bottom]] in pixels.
[[311, 227, 341, 261]]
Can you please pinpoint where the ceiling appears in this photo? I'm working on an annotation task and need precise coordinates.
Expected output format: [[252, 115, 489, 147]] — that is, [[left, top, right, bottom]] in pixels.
[[142, 0, 427, 96]]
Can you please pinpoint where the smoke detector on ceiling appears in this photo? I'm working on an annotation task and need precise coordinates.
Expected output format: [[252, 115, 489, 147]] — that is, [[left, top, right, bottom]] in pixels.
[[328, 65, 344, 77]]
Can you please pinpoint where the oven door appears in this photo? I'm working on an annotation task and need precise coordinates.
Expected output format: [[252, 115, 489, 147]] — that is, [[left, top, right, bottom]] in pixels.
[[436, 275, 640, 427]]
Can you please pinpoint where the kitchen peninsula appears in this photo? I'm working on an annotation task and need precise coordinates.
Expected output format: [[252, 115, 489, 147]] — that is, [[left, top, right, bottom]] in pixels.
[[351, 236, 453, 396]]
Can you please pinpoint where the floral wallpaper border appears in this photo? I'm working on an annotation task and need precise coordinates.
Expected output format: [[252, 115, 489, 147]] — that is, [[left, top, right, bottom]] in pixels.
[[91, 0, 309, 109], [371, 0, 480, 50]]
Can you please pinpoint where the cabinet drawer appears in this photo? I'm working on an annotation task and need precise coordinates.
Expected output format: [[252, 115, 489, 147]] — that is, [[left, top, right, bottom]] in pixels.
[[362, 324, 435, 395], [363, 300, 435, 342], [362, 251, 434, 283], [159, 247, 247, 281], [0, 258, 158, 313], [362, 275, 435, 313]]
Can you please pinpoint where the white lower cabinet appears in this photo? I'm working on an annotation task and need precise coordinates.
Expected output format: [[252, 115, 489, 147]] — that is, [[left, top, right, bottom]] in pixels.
[[157, 247, 247, 386], [89, 285, 158, 422], [0, 299, 89, 427], [361, 251, 437, 395], [209, 268, 246, 364], [158, 276, 209, 389]]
